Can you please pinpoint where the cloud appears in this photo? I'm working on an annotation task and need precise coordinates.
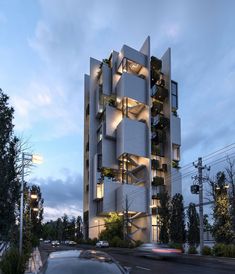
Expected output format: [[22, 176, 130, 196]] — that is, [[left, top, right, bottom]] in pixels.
[[31, 171, 83, 221]]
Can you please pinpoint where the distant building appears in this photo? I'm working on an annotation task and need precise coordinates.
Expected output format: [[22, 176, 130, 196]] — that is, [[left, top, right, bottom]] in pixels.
[[83, 37, 181, 242]]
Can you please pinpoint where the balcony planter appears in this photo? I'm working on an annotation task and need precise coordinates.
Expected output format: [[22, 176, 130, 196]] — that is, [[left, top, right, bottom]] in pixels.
[[100, 168, 115, 179], [151, 159, 160, 170], [151, 56, 162, 88], [151, 101, 163, 116], [153, 115, 169, 130], [172, 160, 180, 169], [152, 176, 164, 186], [151, 144, 164, 157], [151, 130, 166, 144], [151, 85, 168, 101]]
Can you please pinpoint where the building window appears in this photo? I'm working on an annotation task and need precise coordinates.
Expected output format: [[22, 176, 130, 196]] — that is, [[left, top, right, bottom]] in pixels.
[[172, 144, 180, 161], [171, 81, 178, 110]]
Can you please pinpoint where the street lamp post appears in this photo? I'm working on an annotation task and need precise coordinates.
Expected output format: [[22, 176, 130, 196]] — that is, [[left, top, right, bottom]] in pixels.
[[19, 152, 42, 255]]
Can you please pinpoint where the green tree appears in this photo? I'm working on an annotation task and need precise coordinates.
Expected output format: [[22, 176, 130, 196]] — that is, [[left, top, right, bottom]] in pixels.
[[0, 89, 21, 241], [187, 203, 200, 247], [99, 213, 123, 241], [158, 191, 170, 243], [75, 216, 83, 240], [169, 193, 186, 243], [212, 172, 234, 244]]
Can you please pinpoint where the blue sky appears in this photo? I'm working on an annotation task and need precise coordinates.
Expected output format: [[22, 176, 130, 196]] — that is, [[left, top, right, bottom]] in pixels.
[[1, 0, 235, 221]]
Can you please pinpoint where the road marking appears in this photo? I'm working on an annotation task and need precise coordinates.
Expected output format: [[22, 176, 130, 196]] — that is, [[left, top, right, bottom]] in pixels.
[[136, 266, 151, 271]]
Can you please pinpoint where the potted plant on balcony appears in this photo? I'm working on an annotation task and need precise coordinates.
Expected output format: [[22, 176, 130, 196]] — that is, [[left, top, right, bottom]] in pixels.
[[101, 168, 115, 180], [151, 159, 160, 170], [152, 176, 164, 186], [172, 160, 180, 169]]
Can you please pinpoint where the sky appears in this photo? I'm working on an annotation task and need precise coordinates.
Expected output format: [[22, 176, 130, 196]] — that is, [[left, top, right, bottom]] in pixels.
[[0, 0, 235, 221]]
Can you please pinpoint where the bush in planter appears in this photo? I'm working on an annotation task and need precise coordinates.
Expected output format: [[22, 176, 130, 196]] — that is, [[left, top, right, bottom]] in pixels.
[[0, 247, 27, 274], [202, 246, 212, 256], [188, 245, 198, 254]]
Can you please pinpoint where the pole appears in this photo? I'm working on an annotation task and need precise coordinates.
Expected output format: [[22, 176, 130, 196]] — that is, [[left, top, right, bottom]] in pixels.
[[19, 152, 24, 255], [198, 157, 204, 255]]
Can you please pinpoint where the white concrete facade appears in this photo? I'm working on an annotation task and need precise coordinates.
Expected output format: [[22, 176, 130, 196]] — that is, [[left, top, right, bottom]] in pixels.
[[83, 37, 181, 242]]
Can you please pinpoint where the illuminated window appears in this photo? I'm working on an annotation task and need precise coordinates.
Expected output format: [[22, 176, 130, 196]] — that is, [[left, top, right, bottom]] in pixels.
[[97, 183, 104, 199]]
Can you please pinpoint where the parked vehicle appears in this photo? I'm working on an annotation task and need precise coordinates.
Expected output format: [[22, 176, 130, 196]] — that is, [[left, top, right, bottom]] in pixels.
[[51, 240, 60, 247], [135, 243, 182, 258], [41, 250, 131, 274], [68, 241, 77, 246], [44, 240, 51, 244], [96, 240, 109, 248]]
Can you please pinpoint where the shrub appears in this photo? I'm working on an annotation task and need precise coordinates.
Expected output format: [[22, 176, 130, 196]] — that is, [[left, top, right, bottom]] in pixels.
[[188, 246, 198, 254], [213, 243, 226, 257], [202, 246, 211, 256], [0, 247, 27, 274], [135, 240, 143, 247], [224, 244, 235, 258]]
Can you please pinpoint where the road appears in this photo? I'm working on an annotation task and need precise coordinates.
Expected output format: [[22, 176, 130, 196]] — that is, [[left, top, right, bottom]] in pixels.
[[40, 243, 235, 274]]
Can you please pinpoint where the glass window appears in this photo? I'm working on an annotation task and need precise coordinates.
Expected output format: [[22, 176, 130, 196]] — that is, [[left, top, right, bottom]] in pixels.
[[171, 81, 178, 110]]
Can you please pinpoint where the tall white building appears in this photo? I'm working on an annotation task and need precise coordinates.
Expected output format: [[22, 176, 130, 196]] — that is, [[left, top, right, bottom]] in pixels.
[[83, 37, 181, 242]]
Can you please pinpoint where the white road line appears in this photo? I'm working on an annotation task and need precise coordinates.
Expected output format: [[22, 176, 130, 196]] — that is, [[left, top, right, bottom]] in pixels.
[[136, 266, 151, 271]]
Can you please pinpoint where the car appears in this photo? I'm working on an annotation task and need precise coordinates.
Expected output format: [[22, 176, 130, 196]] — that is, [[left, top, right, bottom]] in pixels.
[[41, 249, 131, 274], [51, 240, 60, 247], [135, 243, 182, 259], [68, 241, 77, 246], [96, 240, 109, 248], [43, 240, 51, 244]]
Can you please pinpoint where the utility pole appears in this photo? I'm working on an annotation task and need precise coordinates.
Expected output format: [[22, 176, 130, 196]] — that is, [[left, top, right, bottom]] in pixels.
[[19, 152, 25, 255], [193, 157, 210, 255]]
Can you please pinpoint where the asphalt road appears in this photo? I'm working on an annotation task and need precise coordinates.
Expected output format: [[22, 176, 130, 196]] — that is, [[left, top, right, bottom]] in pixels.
[[40, 244, 235, 274]]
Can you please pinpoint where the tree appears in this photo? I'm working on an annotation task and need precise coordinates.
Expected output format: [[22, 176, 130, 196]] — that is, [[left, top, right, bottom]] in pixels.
[[0, 89, 21, 241], [158, 191, 170, 243], [99, 213, 123, 241], [187, 203, 200, 247], [75, 216, 83, 241], [212, 172, 234, 244], [225, 157, 235, 233], [169, 193, 186, 243]]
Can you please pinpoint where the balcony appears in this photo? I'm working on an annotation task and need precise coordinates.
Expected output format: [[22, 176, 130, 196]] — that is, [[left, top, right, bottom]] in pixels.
[[151, 85, 168, 102], [151, 115, 169, 130], [152, 176, 164, 187], [151, 101, 163, 116], [152, 159, 167, 172], [151, 143, 164, 157], [116, 184, 146, 213], [151, 130, 166, 144], [116, 72, 147, 105], [116, 118, 148, 158]]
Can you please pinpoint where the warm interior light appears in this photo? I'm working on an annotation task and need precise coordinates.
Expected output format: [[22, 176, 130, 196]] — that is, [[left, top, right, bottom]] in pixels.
[[32, 208, 39, 212], [30, 194, 38, 199]]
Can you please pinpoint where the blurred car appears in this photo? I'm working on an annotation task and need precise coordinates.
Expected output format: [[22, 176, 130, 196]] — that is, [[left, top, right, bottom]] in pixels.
[[96, 240, 109, 248], [68, 241, 77, 246], [41, 249, 131, 274], [44, 240, 51, 244], [135, 243, 182, 258], [51, 240, 60, 247]]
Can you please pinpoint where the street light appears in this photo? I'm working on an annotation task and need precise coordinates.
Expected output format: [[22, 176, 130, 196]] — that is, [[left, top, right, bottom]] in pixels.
[[19, 152, 43, 255]]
